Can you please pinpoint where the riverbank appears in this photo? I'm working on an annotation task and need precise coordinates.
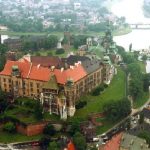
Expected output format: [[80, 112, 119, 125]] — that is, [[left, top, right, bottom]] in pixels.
[[0, 27, 132, 37]]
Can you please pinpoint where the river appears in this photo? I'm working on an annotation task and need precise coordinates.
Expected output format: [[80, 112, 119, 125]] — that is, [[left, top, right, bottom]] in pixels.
[[111, 0, 150, 73]]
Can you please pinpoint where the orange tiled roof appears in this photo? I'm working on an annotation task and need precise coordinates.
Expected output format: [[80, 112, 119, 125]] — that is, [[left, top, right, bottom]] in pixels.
[[0, 60, 31, 78], [54, 64, 87, 84], [67, 141, 75, 150], [0, 60, 51, 82], [29, 65, 51, 81], [102, 132, 123, 150]]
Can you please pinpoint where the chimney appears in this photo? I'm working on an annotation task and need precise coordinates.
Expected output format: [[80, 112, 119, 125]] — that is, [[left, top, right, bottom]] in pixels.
[[70, 66, 74, 69], [78, 61, 81, 64], [61, 68, 64, 72], [37, 64, 40, 69], [75, 63, 79, 67], [51, 66, 55, 71]]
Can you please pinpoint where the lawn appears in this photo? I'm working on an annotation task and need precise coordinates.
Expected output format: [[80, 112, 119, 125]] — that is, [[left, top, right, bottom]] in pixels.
[[0, 27, 131, 37], [73, 67, 126, 120], [137, 61, 146, 73], [133, 92, 149, 109], [0, 129, 42, 143], [96, 119, 118, 134]]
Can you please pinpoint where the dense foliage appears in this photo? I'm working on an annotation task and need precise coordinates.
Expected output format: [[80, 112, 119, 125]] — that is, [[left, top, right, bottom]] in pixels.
[[103, 99, 131, 121], [138, 131, 150, 146], [73, 132, 87, 150], [3, 122, 16, 133], [43, 124, 56, 136], [34, 101, 43, 120]]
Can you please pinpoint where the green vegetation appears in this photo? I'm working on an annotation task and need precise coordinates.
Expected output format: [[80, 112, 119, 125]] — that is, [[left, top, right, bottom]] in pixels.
[[133, 92, 149, 108], [96, 119, 118, 134], [43, 124, 56, 136], [137, 61, 146, 73], [0, 26, 131, 37], [0, 130, 42, 143], [3, 122, 16, 133], [73, 132, 87, 150], [103, 99, 131, 121], [74, 68, 126, 120], [3, 97, 60, 124], [138, 131, 150, 146]]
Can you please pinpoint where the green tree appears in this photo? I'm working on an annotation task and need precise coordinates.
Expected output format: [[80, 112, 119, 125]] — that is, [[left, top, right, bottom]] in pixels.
[[73, 132, 87, 150], [48, 141, 59, 150], [138, 131, 150, 146], [142, 55, 147, 62], [143, 73, 150, 92], [34, 101, 43, 120], [3, 122, 16, 133], [43, 124, 56, 136], [69, 120, 81, 136], [103, 99, 131, 121], [139, 113, 144, 124]]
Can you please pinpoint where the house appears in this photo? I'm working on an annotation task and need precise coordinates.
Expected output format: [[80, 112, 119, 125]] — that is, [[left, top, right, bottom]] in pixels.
[[0, 57, 103, 119], [99, 132, 150, 150], [99, 132, 123, 150], [120, 133, 150, 150]]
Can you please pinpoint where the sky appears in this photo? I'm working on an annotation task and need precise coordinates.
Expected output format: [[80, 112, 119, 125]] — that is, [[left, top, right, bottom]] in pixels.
[[111, 0, 150, 24]]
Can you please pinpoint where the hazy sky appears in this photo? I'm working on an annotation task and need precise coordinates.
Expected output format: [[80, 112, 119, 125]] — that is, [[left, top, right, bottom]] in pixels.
[[111, 0, 150, 23]]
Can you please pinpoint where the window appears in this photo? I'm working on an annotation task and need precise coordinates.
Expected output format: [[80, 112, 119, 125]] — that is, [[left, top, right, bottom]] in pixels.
[[30, 82, 33, 87], [9, 79, 11, 83], [37, 83, 40, 88], [31, 88, 33, 92], [3, 78, 6, 82], [37, 89, 40, 93]]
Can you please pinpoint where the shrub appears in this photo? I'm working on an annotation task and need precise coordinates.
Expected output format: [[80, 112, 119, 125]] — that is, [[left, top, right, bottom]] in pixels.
[[55, 48, 65, 55], [3, 122, 16, 133], [91, 85, 104, 96], [43, 124, 56, 136], [103, 84, 108, 88], [75, 101, 87, 109], [47, 51, 53, 56]]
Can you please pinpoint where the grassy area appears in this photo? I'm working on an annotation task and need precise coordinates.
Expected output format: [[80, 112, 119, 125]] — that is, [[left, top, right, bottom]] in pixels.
[[0, 27, 131, 37], [133, 92, 149, 109], [137, 61, 146, 73], [0, 130, 42, 143], [96, 119, 118, 134], [73, 68, 126, 120]]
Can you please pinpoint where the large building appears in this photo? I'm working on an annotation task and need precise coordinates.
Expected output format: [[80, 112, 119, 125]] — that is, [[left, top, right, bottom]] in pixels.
[[0, 55, 114, 119]]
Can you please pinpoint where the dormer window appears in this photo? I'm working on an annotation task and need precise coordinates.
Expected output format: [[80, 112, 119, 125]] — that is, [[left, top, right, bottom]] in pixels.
[[12, 65, 20, 77]]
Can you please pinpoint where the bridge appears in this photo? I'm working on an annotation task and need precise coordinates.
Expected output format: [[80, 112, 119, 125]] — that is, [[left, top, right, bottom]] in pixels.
[[129, 23, 150, 29]]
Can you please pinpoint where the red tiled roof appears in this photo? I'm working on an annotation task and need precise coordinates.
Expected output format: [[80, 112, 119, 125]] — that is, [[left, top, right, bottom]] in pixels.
[[100, 133, 123, 150], [31, 56, 63, 68], [0, 61, 87, 83], [0, 60, 31, 78], [67, 141, 75, 150], [54, 64, 87, 84]]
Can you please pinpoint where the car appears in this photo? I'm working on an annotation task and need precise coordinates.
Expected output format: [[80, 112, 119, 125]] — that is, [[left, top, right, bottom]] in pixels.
[[93, 137, 99, 142]]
